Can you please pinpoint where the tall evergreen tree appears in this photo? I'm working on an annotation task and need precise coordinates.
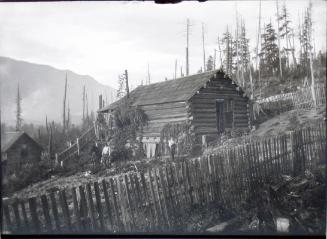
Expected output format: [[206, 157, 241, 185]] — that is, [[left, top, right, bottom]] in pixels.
[[259, 22, 280, 76], [15, 83, 23, 131], [222, 27, 233, 75], [206, 55, 214, 71]]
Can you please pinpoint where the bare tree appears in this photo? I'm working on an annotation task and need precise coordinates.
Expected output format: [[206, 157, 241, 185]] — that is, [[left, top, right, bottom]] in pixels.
[[202, 23, 206, 72], [186, 18, 190, 76], [62, 73, 68, 135], [276, 0, 283, 80], [15, 83, 23, 131], [82, 85, 86, 124]]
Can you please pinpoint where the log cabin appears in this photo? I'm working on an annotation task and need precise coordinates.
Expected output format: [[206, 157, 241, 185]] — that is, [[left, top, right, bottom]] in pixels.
[[98, 69, 252, 158], [1, 131, 43, 176]]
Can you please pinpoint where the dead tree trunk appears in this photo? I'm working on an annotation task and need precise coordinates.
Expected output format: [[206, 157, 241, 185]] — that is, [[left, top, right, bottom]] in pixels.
[[62, 73, 68, 135]]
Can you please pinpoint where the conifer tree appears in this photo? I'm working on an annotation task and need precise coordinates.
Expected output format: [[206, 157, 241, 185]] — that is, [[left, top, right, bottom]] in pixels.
[[259, 22, 280, 76], [206, 55, 214, 71], [222, 27, 233, 76]]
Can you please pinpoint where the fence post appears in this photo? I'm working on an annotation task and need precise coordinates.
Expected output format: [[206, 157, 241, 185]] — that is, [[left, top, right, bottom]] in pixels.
[[289, 131, 295, 176], [55, 153, 59, 166], [76, 138, 80, 156]]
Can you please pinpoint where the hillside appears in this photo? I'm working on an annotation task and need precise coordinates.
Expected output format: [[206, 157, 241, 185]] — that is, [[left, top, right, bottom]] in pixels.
[[0, 56, 116, 125]]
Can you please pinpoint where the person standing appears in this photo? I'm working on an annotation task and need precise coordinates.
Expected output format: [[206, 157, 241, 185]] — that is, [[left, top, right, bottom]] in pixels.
[[90, 142, 101, 170], [168, 137, 176, 161], [102, 143, 111, 168]]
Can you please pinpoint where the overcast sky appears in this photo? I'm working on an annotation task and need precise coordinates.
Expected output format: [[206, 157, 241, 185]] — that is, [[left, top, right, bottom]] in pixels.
[[0, 0, 325, 89]]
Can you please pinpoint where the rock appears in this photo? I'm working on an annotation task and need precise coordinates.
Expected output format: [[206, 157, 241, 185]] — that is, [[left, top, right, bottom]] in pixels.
[[276, 217, 290, 232], [206, 221, 229, 233]]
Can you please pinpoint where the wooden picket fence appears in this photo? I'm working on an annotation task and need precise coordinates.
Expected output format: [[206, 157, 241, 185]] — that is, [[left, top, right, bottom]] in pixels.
[[2, 122, 326, 234], [258, 83, 326, 114], [56, 126, 96, 164]]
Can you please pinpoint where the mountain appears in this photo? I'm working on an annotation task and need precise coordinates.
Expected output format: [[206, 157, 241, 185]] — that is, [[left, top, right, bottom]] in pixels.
[[0, 56, 116, 126]]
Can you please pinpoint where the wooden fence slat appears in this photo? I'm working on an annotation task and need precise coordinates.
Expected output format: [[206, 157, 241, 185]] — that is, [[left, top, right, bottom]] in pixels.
[[94, 181, 105, 232], [153, 168, 168, 229], [28, 197, 41, 233], [109, 178, 123, 231], [116, 177, 129, 232], [86, 183, 97, 231], [140, 172, 154, 231], [147, 169, 160, 229], [49, 192, 61, 232], [78, 185, 90, 231], [168, 163, 182, 215], [12, 199, 22, 231], [40, 195, 52, 233], [123, 174, 136, 231], [20, 201, 30, 233], [59, 189, 72, 232], [101, 179, 113, 230], [3, 203, 13, 233], [158, 167, 171, 229], [71, 187, 82, 232]]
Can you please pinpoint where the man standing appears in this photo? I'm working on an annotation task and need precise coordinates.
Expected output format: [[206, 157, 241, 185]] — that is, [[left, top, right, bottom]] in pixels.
[[168, 137, 176, 161], [102, 143, 111, 168], [90, 142, 101, 170]]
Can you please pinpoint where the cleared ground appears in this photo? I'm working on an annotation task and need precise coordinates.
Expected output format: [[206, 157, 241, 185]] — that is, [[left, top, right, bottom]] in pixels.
[[8, 106, 326, 201]]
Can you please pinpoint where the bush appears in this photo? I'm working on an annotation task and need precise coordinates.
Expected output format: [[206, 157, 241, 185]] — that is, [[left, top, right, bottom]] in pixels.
[[3, 159, 55, 195]]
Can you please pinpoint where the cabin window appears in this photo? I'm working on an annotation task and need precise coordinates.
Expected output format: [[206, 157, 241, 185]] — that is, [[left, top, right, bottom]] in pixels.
[[20, 144, 29, 157]]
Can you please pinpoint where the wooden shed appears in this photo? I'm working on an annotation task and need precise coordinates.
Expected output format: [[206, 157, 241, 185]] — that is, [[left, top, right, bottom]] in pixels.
[[1, 131, 43, 176], [99, 70, 252, 157]]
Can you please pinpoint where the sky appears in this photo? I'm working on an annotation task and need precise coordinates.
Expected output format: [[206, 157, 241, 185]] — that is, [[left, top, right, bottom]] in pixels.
[[0, 0, 326, 90]]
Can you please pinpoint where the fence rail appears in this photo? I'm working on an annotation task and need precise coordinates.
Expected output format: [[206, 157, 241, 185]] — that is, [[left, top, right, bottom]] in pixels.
[[258, 83, 326, 113], [2, 122, 326, 234], [56, 126, 96, 164]]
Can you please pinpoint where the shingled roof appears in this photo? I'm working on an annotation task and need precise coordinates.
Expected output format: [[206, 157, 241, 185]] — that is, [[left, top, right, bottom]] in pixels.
[[1, 131, 42, 153], [99, 69, 246, 112]]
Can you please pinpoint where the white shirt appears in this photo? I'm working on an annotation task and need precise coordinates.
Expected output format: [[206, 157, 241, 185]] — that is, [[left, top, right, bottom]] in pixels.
[[102, 146, 110, 156], [168, 139, 175, 148]]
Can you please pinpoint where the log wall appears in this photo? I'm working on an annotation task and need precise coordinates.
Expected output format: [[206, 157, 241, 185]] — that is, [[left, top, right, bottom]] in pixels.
[[188, 76, 250, 142]]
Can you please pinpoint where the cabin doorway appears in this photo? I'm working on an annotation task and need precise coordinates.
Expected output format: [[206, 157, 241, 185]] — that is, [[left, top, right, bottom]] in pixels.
[[216, 99, 224, 134]]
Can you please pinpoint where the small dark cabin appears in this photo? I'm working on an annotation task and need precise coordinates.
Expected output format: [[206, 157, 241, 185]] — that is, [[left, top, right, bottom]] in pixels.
[[1, 131, 43, 176], [99, 70, 251, 157]]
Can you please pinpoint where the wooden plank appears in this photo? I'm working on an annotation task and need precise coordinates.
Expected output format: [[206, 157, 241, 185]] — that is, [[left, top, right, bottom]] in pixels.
[[109, 178, 123, 231], [28, 197, 41, 233], [140, 172, 154, 231], [177, 162, 188, 209], [71, 187, 82, 232], [86, 183, 97, 231], [59, 189, 72, 232], [12, 199, 22, 231], [148, 169, 160, 229], [40, 195, 52, 233], [185, 160, 194, 205], [20, 201, 30, 233], [94, 181, 105, 232], [123, 175, 136, 230], [49, 192, 61, 232], [152, 168, 167, 229], [168, 163, 182, 214], [78, 185, 90, 231], [101, 179, 113, 230], [116, 176, 130, 232], [163, 165, 176, 217], [157, 168, 171, 229], [3, 203, 13, 233], [210, 154, 219, 202]]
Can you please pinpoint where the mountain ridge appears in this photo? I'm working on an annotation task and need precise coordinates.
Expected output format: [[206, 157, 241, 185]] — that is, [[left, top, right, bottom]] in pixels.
[[0, 56, 116, 126]]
